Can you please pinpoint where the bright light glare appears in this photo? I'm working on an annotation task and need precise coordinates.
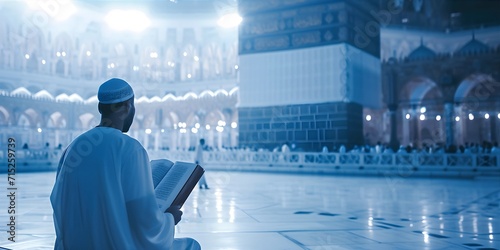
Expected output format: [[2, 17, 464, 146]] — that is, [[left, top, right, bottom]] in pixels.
[[419, 114, 425, 120], [231, 122, 237, 128], [365, 115, 372, 121], [436, 115, 441, 121], [105, 10, 151, 32], [217, 13, 242, 28]]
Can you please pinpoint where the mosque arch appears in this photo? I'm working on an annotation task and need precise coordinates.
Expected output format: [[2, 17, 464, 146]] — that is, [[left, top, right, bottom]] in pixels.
[[180, 43, 200, 81], [79, 39, 99, 80], [78, 113, 96, 129], [53, 32, 72, 76], [205, 109, 225, 126], [17, 114, 31, 128], [47, 112, 67, 128], [400, 77, 440, 105], [225, 41, 238, 76], [454, 74, 499, 105], [25, 26, 45, 72], [107, 42, 133, 79], [0, 106, 9, 125], [164, 46, 178, 82], [11, 87, 32, 97]]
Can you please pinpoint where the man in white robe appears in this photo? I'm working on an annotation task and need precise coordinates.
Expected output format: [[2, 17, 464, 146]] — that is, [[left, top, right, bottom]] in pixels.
[[194, 138, 209, 189], [50, 78, 200, 250]]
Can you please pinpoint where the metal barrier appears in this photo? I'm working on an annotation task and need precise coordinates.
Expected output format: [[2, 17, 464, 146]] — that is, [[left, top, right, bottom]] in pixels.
[[148, 150, 500, 177], [2, 149, 499, 177]]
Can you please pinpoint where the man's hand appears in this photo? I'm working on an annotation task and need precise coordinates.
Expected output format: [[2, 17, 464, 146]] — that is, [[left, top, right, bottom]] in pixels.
[[165, 205, 183, 225]]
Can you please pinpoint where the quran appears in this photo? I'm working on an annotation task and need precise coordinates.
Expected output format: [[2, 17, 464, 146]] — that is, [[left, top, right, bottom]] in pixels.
[[150, 159, 205, 211]]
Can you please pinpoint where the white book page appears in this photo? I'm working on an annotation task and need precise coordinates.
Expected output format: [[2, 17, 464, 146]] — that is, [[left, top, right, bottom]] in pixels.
[[150, 159, 174, 188], [155, 162, 196, 210]]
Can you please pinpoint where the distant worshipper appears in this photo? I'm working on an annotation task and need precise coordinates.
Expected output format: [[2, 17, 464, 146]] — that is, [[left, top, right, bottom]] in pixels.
[[195, 138, 209, 189], [50, 78, 200, 250]]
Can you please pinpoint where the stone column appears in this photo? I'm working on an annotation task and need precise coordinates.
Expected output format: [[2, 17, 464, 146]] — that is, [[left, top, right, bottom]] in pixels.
[[444, 102, 454, 146], [388, 104, 399, 150]]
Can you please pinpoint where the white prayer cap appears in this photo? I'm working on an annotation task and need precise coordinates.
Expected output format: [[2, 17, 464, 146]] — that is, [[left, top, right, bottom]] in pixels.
[[98, 78, 134, 104]]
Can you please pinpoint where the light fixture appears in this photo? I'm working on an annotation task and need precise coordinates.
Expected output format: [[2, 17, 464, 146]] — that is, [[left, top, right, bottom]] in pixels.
[[365, 115, 372, 121], [195, 123, 200, 129], [455, 116, 460, 122], [86, 51, 91, 56], [484, 113, 490, 119], [105, 9, 151, 32], [436, 115, 441, 121], [420, 107, 426, 113], [468, 113, 474, 120], [191, 128, 198, 134], [25, 54, 30, 59], [37, 128, 42, 133], [217, 13, 242, 28], [145, 128, 152, 134], [41, 59, 46, 64], [206, 124, 211, 130], [419, 114, 425, 120], [231, 122, 237, 128], [405, 114, 410, 120], [194, 56, 199, 61]]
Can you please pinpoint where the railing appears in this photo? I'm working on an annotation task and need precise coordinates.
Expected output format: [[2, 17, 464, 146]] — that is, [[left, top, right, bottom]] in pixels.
[[149, 150, 500, 177], [0, 149, 62, 172], [2, 149, 499, 177]]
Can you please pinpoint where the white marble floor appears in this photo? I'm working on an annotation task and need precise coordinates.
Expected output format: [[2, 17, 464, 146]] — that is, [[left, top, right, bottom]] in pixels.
[[0, 171, 499, 250]]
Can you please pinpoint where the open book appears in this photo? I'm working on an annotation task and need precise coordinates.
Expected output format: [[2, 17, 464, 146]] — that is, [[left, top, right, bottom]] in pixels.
[[150, 159, 205, 211]]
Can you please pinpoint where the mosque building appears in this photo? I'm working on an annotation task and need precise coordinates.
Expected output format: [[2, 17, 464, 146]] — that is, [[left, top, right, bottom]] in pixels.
[[0, 0, 499, 152]]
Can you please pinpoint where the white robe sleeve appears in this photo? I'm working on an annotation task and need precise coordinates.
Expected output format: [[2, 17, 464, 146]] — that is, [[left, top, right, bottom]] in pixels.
[[121, 144, 176, 249]]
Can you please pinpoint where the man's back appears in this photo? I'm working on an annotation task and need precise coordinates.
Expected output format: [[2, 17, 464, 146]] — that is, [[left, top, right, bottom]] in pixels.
[[50, 127, 175, 249]]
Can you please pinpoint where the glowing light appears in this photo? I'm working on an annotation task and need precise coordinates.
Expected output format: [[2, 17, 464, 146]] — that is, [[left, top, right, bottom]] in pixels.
[[216, 126, 224, 132], [419, 114, 425, 121], [365, 115, 372, 121], [41, 59, 46, 64], [436, 115, 441, 121], [234, 65, 239, 70], [25, 54, 30, 59], [217, 13, 242, 28], [231, 122, 237, 128], [37, 128, 42, 133], [420, 107, 426, 113], [195, 123, 200, 129], [183, 52, 187, 57], [455, 116, 460, 122], [86, 51, 91, 56], [105, 10, 151, 32], [218, 120, 226, 126], [498, 113, 500, 119], [179, 128, 187, 133], [145, 128, 152, 134], [405, 113, 410, 120], [110, 63, 115, 68], [205, 125, 211, 130], [150, 52, 158, 58], [56, 52, 61, 57], [485, 113, 490, 119], [61, 51, 66, 57], [133, 66, 139, 71], [161, 129, 165, 133], [187, 74, 192, 79], [194, 56, 199, 61], [191, 127, 198, 134], [468, 113, 474, 120]]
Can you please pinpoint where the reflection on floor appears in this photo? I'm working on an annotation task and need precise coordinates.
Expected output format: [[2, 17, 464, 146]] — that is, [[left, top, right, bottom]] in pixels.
[[0, 171, 499, 250]]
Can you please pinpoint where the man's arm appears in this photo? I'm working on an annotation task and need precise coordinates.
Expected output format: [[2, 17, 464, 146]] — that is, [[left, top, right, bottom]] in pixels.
[[122, 143, 177, 249]]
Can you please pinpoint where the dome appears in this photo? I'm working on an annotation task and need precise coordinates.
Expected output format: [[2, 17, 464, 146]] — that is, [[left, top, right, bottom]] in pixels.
[[455, 36, 490, 55], [407, 44, 436, 60]]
